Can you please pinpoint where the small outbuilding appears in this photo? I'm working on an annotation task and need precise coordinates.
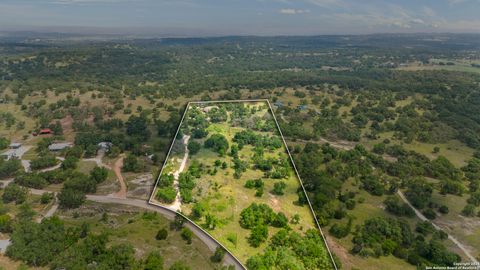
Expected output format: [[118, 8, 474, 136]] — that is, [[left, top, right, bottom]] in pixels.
[[48, 142, 72, 152], [9, 143, 22, 149], [203, 106, 219, 113], [39, 128, 52, 135], [273, 101, 284, 107], [1, 150, 16, 160], [97, 142, 112, 150], [297, 105, 308, 111]]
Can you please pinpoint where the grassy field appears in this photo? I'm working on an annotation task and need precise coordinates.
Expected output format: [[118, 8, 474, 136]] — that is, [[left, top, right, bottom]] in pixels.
[[397, 59, 480, 74], [57, 201, 218, 269]]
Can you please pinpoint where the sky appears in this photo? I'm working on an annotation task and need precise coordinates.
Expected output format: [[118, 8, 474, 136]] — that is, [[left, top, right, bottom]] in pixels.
[[0, 0, 479, 36]]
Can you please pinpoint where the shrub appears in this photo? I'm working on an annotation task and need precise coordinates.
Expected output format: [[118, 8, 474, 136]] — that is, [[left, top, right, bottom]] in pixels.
[[248, 225, 268, 247], [2, 183, 27, 204], [271, 181, 287, 195], [422, 208, 437, 220], [181, 227, 193, 244], [438, 205, 449, 214], [272, 212, 289, 228], [187, 141, 201, 155], [40, 192, 54, 204], [204, 134, 229, 155], [461, 204, 476, 217], [58, 188, 86, 208], [156, 187, 177, 204], [90, 166, 108, 183], [211, 247, 226, 263], [156, 228, 168, 240]]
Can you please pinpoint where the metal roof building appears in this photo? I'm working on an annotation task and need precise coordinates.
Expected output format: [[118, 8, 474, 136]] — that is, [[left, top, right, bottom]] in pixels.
[[48, 142, 73, 151]]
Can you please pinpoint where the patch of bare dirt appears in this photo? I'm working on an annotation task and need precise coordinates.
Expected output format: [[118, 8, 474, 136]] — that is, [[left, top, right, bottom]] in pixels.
[[268, 194, 281, 212], [325, 236, 354, 270]]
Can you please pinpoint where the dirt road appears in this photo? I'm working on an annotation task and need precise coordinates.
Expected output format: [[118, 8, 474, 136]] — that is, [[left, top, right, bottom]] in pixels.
[[112, 155, 127, 199], [168, 135, 190, 212]]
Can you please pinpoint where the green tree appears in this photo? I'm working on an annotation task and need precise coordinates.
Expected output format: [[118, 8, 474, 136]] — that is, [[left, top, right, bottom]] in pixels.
[[181, 228, 193, 244], [90, 166, 109, 183], [271, 181, 287, 195], [169, 261, 191, 270], [156, 187, 176, 204], [211, 247, 226, 263], [144, 251, 164, 270], [58, 188, 85, 208], [2, 183, 27, 204], [461, 204, 476, 217], [156, 228, 168, 240], [123, 154, 144, 173], [126, 115, 151, 140], [248, 225, 268, 247], [204, 134, 229, 155], [187, 141, 201, 155]]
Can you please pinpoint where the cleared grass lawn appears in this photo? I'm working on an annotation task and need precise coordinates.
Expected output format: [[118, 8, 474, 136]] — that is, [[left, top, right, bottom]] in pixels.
[[0, 192, 50, 221], [363, 132, 474, 168], [76, 160, 97, 174], [58, 201, 217, 270], [397, 63, 480, 74], [20, 147, 38, 160], [0, 103, 36, 140], [0, 255, 46, 270], [95, 169, 119, 195], [152, 101, 333, 267], [402, 140, 474, 167]]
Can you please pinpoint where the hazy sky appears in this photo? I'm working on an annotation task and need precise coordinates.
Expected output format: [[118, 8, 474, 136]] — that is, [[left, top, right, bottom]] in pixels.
[[0, 0, 479, 36]]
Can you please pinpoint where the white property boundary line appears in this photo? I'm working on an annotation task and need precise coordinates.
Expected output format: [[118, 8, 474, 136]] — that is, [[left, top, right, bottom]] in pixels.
[[148, 99, 338, 270]]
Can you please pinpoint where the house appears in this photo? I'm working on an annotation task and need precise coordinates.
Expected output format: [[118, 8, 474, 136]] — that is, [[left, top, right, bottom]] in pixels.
[[273, 101, 284, 108], [39, 128, 52, 135], [97, 142, 112, 150], [48, 142, 72, 152], [9, 143, 22, 149], [1, 149, 16, 160], [297, 105, 308, 111], [203, 106, 219, 113]]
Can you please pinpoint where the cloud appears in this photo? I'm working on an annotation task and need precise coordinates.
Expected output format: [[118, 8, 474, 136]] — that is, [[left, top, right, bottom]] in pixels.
[[279, 8, 310, 14], [306, 0, 346, 7], [447, 0, 480, 4], [422, 6, 436, 17]]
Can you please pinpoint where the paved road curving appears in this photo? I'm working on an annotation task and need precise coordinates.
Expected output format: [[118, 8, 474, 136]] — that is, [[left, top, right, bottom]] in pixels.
[[27, 189, 244, 269]]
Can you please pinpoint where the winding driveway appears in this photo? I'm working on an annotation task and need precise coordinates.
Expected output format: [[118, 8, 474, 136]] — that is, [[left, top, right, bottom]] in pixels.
[[169, 135, 190, 212], [111, 155, 127, 199]]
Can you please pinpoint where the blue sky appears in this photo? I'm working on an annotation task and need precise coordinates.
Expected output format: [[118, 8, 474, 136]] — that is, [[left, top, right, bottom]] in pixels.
[[0, 0, 479, 35]]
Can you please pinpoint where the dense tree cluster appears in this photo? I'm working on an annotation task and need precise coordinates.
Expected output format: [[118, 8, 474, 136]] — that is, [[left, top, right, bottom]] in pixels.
[[204, 134, 229, 156], [233, 130, 282, 150], [246, 229, 334, 269], [352, 216, 460, 267], [239, 203, 289, 247], [0, 158, 22, 178]]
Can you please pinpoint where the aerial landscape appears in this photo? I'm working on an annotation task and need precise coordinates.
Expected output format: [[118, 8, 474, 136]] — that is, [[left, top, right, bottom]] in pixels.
[[150, 100, 335, 269], [0, 0, 479, 269]]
